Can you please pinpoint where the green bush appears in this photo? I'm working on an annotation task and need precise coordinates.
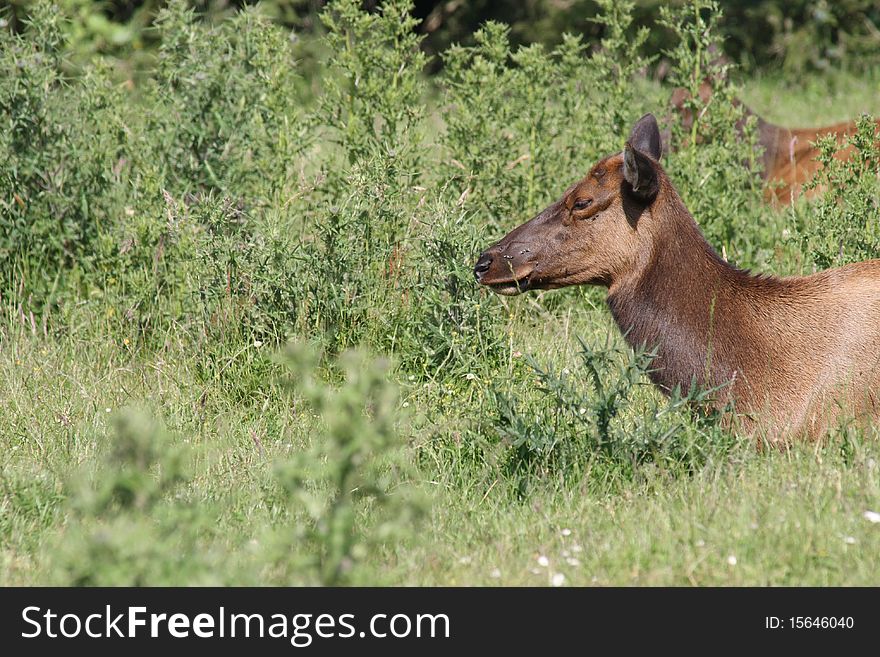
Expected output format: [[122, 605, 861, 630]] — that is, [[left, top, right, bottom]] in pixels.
[[439, 0, 649, 238], [659, 0, 765, 259], [48, 343, 425, 586], [795, 113, 880, 269], [287, 0, 511, 378], [0, 4, 126, 290], [50, 410, 212, 585], [273, 343, 425, 585], [491, 337, 736, 487], [1, 2, 310, 343]]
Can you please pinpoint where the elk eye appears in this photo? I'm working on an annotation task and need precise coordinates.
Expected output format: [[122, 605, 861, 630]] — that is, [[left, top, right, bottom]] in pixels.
[[572, 198, 593, 211]]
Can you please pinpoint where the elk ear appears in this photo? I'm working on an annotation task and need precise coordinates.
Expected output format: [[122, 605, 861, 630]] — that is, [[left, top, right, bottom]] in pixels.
[[623, 113, 661, 201], [623, 143, 659, 201], [627, 113, 662, 161]]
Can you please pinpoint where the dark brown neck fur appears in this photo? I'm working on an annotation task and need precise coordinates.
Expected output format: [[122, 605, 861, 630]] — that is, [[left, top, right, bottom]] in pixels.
[[607, 174, 777, 398]]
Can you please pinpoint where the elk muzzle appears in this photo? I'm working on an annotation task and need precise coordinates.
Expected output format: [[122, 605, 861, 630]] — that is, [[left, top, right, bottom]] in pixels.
[[473, 202, 567, 295], [473, 242, 537, 296]]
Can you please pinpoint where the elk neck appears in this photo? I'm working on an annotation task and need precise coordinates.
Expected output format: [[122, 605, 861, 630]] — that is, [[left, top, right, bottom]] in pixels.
[[606, 175, 766, 397]]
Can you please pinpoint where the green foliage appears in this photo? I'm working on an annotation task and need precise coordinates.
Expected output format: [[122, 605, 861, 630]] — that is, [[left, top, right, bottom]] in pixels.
[[145, 1, 307, 198], [46, 348, 425, 586], [294, 0, 431, 356], [795, 114, 880, 269], [273, 343, 425, 585], [1, 1, 309, 343], [50, 411, 213, 585], [726, 0, 880, 74], [8, 1, 879, 76], [289, 0, 510, 378], [659, 0, 765, 258], [439, 1, 649, 237], [0, 3, 124, 286], [3, 0, 146, 62], [3, 0, 879, 587], [492, 337, 735, 486], [319, 0, 425, 163], [400, 196, 507, 376]]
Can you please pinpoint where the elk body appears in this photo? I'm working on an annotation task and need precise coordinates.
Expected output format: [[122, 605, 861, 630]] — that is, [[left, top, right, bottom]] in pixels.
[[669, 83, 880, 205], [474, 114, 880, 442]]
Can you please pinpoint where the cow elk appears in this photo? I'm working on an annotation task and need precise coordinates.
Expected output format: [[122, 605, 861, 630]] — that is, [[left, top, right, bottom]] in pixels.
[[668, 81, 880, 205], [474, 114, 880, 442]]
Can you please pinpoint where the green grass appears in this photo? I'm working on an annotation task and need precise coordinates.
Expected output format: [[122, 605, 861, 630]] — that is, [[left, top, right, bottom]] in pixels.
[[3, 293, 880, 586], [417, 445, 880, 586], [740, 69, 880, 125]]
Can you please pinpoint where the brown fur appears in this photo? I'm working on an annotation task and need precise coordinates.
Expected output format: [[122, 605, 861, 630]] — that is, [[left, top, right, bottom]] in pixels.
[[474, 114, 880, 442], [668, 82, 880, 205]]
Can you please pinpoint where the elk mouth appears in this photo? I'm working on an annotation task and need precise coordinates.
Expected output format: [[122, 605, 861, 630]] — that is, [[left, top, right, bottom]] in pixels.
[[485, 272, 533, 296], [474, 250, 537, 295]]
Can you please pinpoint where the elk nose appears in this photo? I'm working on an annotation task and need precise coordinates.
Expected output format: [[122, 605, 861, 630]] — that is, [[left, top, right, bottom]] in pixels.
[[473, 253, 493, 280]]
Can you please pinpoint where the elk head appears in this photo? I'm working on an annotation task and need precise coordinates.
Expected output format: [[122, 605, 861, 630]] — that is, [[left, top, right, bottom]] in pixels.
[[474, 114, 664, 295]]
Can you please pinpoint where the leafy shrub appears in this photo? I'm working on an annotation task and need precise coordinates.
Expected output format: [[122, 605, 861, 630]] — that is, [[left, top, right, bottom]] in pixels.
[[439, 0, 650, 238], [272, 342, 426, 585], [0, 3, 126, 290], [731, 0, 880, 74], [795, 113, 880, 269], [286, 0, 431, 357], [143, 1, 308, 200], [491, 336, 736, 488], [49, 343, 426, 586], [1, 1, 310, 342], [659, 0, 765, 259], [50, 411, 215, 585], [288, 0, 511, 378]]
